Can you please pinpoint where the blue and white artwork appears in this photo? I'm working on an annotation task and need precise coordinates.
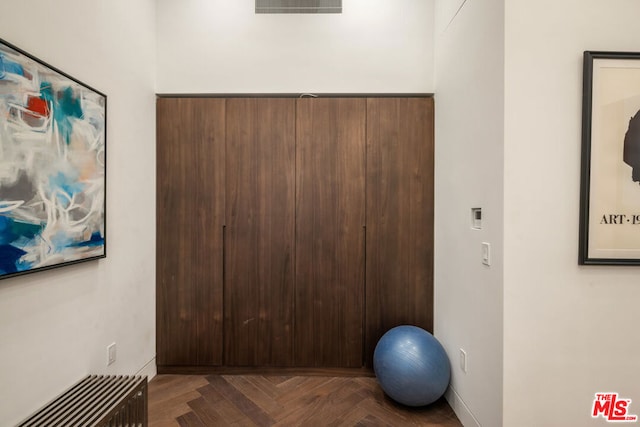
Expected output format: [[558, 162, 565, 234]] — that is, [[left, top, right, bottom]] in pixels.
[[0, 39, 106, 279]]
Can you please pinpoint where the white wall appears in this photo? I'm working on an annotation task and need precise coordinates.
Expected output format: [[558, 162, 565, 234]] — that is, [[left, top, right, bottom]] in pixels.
[[434, 1, 504, 426], [504, 1, 640, 425], [0, 1, 157, 424], [156, 0, 434, 94]]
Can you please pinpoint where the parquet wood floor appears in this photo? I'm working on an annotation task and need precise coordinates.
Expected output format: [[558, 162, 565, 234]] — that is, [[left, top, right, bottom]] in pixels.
[[149, 375, 462, 426]]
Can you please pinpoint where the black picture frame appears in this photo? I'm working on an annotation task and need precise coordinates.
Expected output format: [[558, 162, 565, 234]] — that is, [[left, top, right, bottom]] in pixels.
[[579, 51, 640, 265], [0, 38, 106, 280]]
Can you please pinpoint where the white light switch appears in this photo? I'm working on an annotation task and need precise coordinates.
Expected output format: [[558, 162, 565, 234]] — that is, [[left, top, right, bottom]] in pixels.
[[459, 348, 468, 373], [482, 242, 491, 266]]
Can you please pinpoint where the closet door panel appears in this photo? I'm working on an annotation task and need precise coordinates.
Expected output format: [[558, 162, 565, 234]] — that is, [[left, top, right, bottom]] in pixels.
[[295, 98, 366, 368], [156, 97, 226, 366], [365, 97, 434, 367], [225, 98, 296, 366]]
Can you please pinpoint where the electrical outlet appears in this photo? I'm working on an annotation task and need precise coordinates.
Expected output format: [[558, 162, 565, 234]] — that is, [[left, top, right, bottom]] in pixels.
[[107, 343, 116, 366], [459, 348, 467, 373], [471, 208, 482, 229]]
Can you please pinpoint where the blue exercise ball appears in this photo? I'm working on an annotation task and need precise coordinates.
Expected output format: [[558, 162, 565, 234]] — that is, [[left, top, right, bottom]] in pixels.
[[373, 325, 451, 407]]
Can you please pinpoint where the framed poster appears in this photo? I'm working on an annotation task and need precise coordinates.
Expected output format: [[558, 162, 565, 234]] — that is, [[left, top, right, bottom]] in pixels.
[[579, 51, 640, 265], [0, 38, 106, 279]]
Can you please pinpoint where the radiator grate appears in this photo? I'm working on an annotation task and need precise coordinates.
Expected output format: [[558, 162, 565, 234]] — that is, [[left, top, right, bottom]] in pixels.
[[18, 375, 148, 427]]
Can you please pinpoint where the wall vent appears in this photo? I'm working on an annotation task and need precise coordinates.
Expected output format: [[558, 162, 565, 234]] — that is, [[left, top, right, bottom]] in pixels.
[[256, 0, 342, 14]]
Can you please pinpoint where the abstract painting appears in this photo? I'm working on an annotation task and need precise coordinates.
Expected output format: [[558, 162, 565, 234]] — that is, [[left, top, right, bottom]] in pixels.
[[0, 39, 106, 279], [579, 51, 640, 265]]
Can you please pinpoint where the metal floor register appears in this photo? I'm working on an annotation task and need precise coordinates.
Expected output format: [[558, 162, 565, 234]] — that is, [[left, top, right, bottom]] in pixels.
[[17, 375, 148, 427]]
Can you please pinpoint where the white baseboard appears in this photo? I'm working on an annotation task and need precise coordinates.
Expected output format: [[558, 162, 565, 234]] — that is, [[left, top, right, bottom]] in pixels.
[[136, 357, 157, 381], [445, 386, 481, 427]]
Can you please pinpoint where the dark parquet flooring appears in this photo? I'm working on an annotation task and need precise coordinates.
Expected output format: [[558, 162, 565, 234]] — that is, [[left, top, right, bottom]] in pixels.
[[149, 374, 462, 426]]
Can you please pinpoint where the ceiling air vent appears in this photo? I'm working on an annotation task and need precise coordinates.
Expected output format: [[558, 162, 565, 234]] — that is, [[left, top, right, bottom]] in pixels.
[[256, 0, 342, 14]]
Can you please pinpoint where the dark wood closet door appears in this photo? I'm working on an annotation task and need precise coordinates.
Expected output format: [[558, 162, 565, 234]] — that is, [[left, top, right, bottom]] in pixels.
[[365, 97, 435, 367], [295, 98, 366, 368], [225, 98, 296, 366], [156, 98, 226, 367]]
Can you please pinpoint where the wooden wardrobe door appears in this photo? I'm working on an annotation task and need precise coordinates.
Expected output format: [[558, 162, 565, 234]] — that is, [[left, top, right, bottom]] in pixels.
[[156, 98, 225, 367], [295, 98, 366, 368], [365, 97, 435, 367], [225, 98, 296, 366]]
